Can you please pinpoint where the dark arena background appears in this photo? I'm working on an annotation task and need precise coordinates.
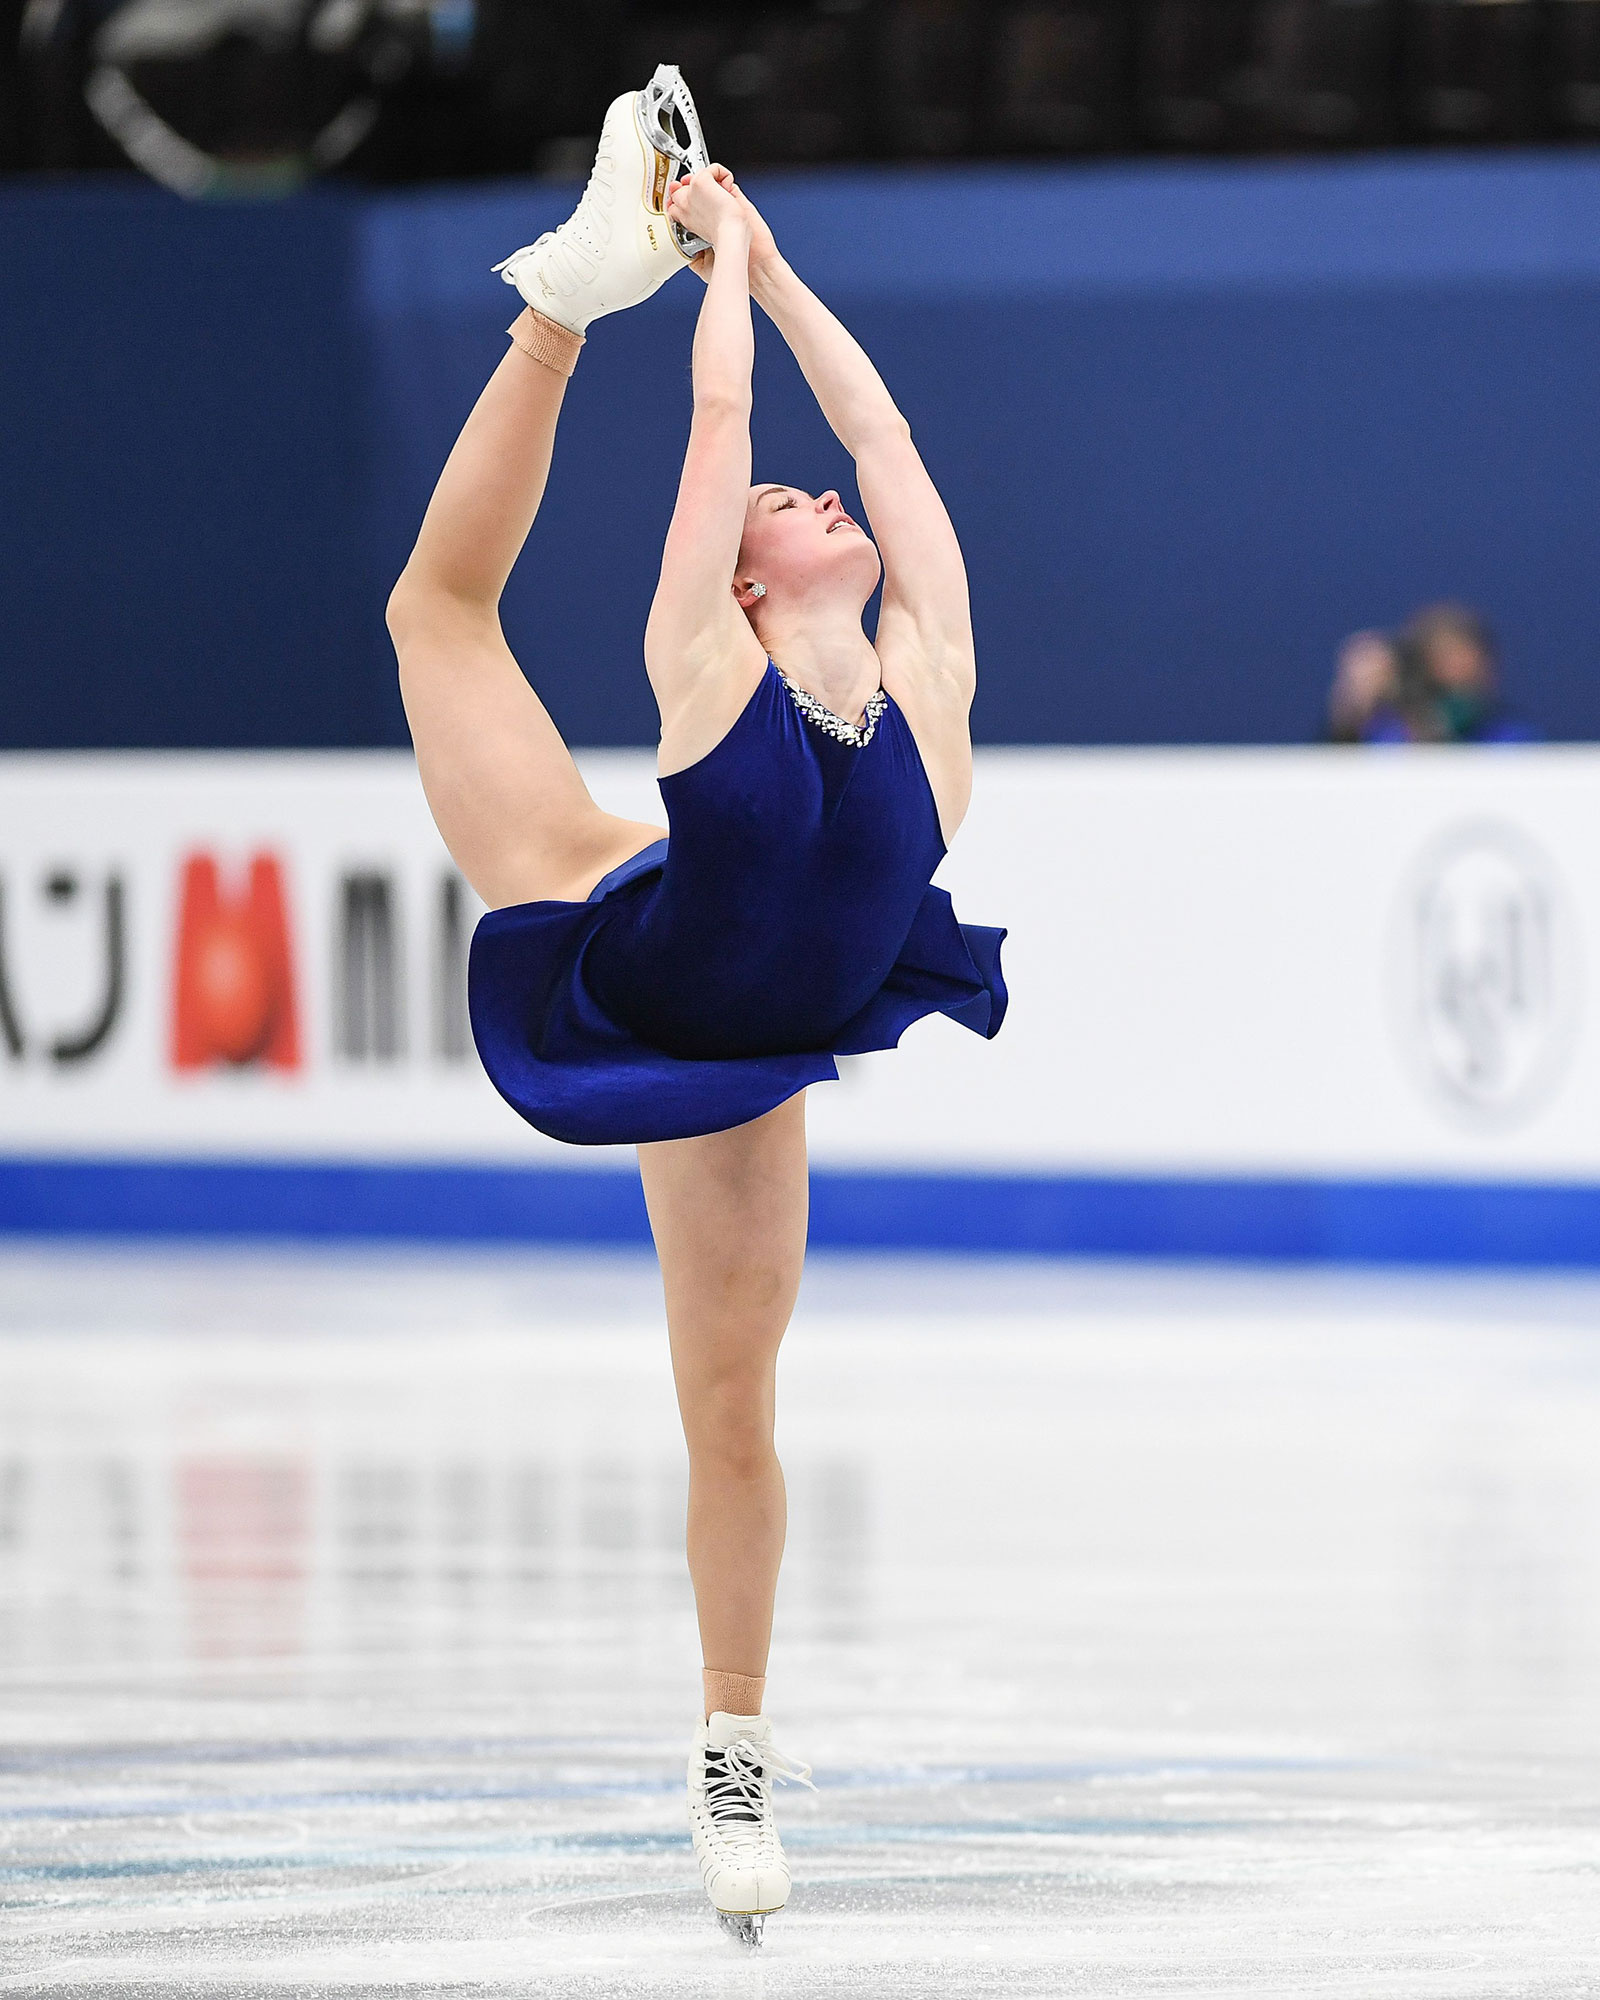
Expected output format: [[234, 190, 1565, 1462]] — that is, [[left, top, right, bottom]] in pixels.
[[2, 7, 1599, 1995]]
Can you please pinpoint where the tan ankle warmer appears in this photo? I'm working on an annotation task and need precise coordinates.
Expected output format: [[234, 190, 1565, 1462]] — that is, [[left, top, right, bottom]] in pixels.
[[507, 306, 584, 378], [703, 1668, 765, 1719]]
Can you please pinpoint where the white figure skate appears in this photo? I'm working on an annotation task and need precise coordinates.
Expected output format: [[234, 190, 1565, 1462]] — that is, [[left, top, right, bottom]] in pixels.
[[688, 1711, 814, 1949], [494, 65, 712, 335]]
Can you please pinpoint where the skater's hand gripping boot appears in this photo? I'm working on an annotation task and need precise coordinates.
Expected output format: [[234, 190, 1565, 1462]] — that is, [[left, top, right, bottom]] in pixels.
[[663, 169, 746, 271], [685, 166, 781, 284]]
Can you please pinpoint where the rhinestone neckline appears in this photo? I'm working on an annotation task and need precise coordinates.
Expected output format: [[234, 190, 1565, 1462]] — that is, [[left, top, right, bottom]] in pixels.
[[776, 669, 887, 749]]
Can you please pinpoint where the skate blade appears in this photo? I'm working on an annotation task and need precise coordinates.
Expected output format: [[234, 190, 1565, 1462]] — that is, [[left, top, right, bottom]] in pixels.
[[716, 1910, 765, 1950], [637, 63, 712, 260]]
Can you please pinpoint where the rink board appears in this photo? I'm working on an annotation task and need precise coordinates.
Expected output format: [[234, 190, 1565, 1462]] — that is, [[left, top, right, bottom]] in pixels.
[[1, 747, 1597, 1261]]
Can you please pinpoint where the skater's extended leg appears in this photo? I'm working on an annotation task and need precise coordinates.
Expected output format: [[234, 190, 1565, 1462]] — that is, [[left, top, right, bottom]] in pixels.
[[390, 67, 715, 910], [388, 333, 664, 912], [637, 1091, 809, 1694]]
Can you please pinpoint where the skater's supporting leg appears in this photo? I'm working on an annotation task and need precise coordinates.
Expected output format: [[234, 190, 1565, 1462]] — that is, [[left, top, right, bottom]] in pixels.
[[388, 330, 664, 911], [637, 1091, 809, 1701]]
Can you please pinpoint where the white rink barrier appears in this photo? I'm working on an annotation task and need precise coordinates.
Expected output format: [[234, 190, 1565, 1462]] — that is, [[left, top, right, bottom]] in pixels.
[[1, 748, 1597, 1262]]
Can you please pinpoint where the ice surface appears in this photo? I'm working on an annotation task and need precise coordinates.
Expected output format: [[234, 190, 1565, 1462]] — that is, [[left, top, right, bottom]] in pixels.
[[2, 1246, 1599, 1996]]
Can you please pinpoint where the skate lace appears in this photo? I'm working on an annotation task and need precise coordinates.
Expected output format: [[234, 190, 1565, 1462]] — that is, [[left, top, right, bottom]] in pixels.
[[493, 136, 615, 296], [555, 141, 615, 266], [703, 1735, 815, 1834]]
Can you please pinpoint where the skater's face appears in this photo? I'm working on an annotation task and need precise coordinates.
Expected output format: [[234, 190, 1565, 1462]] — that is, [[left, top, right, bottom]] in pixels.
[[737, 485, 881, 615]]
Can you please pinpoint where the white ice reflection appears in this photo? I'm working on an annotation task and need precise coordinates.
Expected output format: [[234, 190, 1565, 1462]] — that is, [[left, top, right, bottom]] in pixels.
[[1, 1247, 1599, 1996]]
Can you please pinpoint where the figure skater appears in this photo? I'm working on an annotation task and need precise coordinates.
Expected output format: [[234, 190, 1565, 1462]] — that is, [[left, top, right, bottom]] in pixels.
[[386, 67, 1006, 1948]]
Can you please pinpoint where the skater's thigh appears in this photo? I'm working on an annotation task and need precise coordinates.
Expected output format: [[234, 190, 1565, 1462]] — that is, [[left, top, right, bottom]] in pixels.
[[395, 597, 665, 909], [639, 1093, 809, 1395]]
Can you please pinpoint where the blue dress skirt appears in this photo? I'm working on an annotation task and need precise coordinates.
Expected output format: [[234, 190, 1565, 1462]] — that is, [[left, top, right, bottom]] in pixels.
[[469, 661, 1007, 1146]]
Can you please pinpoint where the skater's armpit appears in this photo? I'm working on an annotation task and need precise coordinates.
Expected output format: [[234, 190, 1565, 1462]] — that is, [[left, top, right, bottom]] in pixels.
[[858, 427, 976, 708]]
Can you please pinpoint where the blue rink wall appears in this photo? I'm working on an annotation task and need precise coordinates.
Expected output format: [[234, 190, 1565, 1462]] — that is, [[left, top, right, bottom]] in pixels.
[[4, 153, 1600, 752], [7, 161, 1600, 1270], [4, 1158, 1600, 1267]]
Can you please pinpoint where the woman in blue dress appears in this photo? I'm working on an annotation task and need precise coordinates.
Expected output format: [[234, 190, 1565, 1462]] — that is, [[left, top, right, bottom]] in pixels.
[[386, 68, 1005, 1946]]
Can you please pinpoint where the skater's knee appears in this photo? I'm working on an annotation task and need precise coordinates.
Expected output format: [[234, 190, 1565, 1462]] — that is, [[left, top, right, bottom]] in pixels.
[[727, 1260, 800, 1331], [683, 1373, 777, 1481], [693, 1429, 777, 1487]]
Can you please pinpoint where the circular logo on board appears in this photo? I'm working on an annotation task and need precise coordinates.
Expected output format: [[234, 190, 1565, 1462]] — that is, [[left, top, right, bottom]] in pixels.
[[1391, 822, 1580, 1126]]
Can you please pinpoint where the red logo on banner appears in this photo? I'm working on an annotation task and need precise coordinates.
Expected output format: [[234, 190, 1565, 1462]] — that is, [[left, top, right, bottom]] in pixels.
[[171, 853, 301, 1070]]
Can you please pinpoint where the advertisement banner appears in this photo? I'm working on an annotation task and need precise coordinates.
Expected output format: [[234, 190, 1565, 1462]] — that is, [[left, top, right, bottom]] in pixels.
[[2, 748, 1598, 1216]]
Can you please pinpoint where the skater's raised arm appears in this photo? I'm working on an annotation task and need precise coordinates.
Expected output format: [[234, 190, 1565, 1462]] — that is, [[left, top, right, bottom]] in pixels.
[[761, 262, 973, 698], [722, 178, 973, 704], [645, 173, 768, 723]]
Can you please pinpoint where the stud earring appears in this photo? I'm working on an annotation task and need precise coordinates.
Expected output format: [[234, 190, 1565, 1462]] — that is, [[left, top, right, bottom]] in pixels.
[[748, 582, 766, 600]]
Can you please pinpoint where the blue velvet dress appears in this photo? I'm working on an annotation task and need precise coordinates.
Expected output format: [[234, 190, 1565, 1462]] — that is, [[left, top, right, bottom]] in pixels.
[[468, 660, 1007, 1145]]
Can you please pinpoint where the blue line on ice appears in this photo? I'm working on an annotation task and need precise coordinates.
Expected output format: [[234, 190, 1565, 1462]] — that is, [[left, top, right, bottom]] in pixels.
[[0, 1756, 1365, 1823], [0, 1819, 1271, 1883]]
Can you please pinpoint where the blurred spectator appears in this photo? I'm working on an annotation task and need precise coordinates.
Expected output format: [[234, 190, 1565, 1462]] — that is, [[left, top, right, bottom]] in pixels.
[[1397, 602, 1538, 742], [1324, 628, 1400, 743], [1326, 602, 1539, 744]]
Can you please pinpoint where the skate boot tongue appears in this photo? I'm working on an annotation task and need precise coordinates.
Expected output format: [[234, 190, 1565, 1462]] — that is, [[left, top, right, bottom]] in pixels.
[[701, 1713, 815, 1812], [706, 1711, 773, 1751]]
